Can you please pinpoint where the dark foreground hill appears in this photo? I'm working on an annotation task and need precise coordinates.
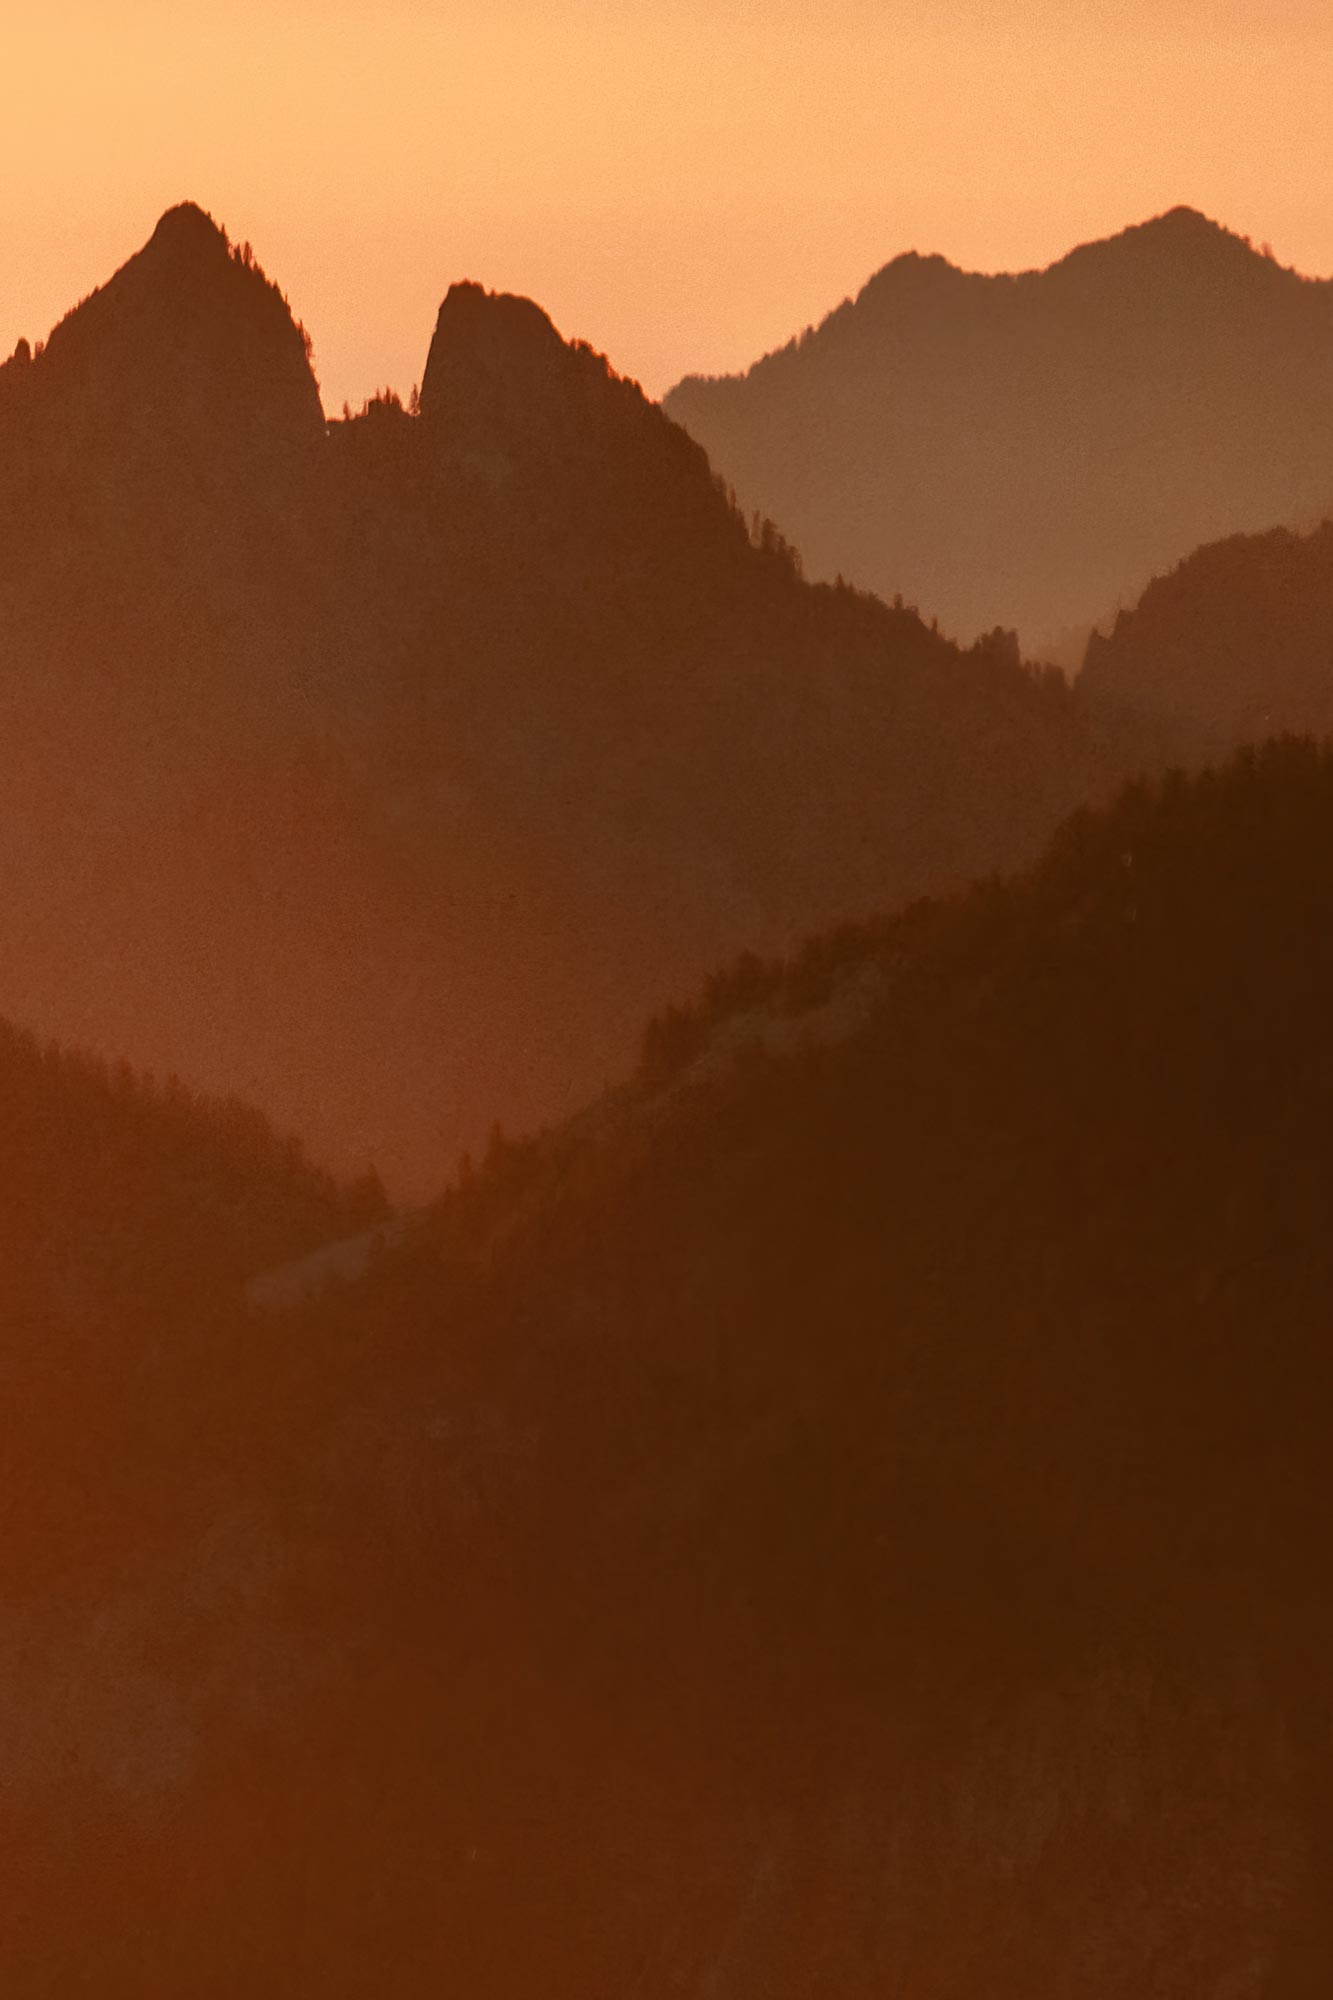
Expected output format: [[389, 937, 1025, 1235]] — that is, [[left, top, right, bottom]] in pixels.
[[665, 207, 1333, 648], [8, 741, 1333, 1994], [0, 204, 1161, 1188]]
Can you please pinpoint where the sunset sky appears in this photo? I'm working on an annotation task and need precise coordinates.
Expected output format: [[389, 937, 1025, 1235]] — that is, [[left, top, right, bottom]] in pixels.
[[3, 0, 1331, 415]]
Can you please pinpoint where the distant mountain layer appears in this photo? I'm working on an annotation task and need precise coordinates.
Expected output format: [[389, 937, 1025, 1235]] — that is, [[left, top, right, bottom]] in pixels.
[[665, 208, 1333, 646], [9, 742, 1333, 1993], [1081, 518, 1333, 753], [0, 204, 1162, 1187]]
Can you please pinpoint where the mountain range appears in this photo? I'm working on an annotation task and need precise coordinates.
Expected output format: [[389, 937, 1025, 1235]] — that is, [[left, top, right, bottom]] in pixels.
[[0, 202, 1164, 1188], [7, 194, 1333, 1989], [665, 207, 1333, 651]]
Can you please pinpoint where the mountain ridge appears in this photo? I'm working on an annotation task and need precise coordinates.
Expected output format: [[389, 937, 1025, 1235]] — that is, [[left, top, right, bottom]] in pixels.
[[664, 205, 1333, 646], [0, 204, 1171, 1187]]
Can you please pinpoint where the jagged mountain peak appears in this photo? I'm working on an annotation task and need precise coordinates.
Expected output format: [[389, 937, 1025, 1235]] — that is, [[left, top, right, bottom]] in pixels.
[[145, 199, 230, 256], [29, 201, 323, 449], [429, 280, 567, 360], [417, 277, 733, 550], [419, 279, 630, 440]]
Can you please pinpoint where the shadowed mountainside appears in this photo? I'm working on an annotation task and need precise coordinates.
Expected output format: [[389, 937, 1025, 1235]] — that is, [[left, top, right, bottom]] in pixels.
[[5, 742, 1333, 1993], [0, 1017, 380, 1607], [0, 204, 1165, 1188], [665, 207, 1333, 647], [0, 1013, 374, 1328]]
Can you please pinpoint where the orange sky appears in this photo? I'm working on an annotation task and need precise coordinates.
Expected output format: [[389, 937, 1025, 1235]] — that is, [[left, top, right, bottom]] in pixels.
[[2, 0, 1331, 414]]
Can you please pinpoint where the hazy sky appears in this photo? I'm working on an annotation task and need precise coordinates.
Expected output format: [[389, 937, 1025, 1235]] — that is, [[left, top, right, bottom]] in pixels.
[[2, 0, 1331, 413]]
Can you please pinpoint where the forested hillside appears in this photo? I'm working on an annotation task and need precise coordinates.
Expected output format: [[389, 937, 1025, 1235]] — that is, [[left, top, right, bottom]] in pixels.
[[8, 743, 1331, 1994]]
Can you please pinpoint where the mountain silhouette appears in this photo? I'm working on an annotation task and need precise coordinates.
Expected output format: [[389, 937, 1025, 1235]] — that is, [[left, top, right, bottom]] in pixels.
[[0, 207, 1165, 1188], [664, 207, 1333, 648], [1081, 518, 1333, 754], [34, 201, 319, 429], [8, 742, 1333, 1993], [0, 200, 321, 520]]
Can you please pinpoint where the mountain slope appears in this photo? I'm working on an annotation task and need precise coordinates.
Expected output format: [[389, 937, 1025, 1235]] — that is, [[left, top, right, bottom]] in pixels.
[[665, 207, 1333, 647], [8, 742, 1333, 1994], [0, 1020, 370, 1321], [0, 209, 1166, 1187]]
